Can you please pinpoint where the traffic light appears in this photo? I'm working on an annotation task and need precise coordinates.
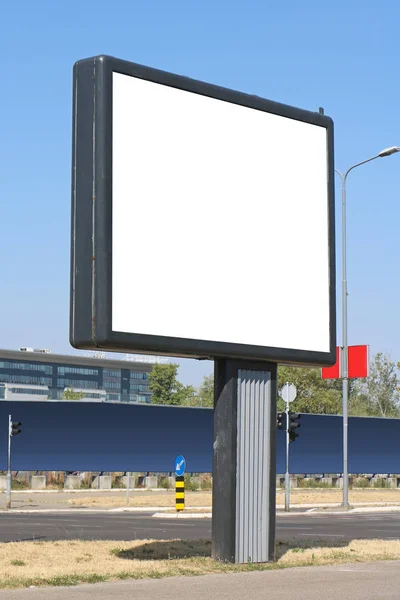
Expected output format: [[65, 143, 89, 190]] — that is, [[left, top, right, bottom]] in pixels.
[[277, 412, 285, 430], [11, 422, 22, 437], [288, 412, 301, 443]]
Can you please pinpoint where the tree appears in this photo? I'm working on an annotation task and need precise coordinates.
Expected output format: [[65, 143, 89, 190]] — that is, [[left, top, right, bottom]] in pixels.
[[61, 388, 85, 401], [148, 363, 196, 406], [196, 374, 214, 407], [175, 381, 197, 406], [277, 365, 342, 415], [352, 353, 400, 418], [191, 367, 342, 413]]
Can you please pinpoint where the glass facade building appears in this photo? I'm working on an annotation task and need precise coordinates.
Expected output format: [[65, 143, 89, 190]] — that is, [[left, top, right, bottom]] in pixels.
[[0, 349, 153, 403]]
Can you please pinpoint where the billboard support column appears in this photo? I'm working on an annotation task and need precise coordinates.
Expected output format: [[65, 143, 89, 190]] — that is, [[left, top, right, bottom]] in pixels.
[[212, 360, 277, 563]]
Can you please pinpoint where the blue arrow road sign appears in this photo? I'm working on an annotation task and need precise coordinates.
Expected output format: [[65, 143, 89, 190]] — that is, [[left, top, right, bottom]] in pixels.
[[174, 455, 186, 477]]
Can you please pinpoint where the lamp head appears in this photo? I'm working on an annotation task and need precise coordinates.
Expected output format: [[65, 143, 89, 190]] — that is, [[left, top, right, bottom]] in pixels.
[[378, 146, 400, 158]]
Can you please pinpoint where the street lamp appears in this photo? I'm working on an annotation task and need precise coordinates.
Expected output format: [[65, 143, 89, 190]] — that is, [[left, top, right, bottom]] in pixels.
[[335, 146, 400, 508]]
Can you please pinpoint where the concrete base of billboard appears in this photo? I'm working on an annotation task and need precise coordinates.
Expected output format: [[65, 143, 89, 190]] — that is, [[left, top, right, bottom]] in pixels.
[[144, 476, 158, 489], [0, 476, 7, 490], [371, 476, 399, 489], [335, 477, 355, 489], [92, 475, 112, 489], [65, 475, 81, 489], [30, 476, 46, 490], [121, 476, 131, 489], [389, 477, 400, 489]]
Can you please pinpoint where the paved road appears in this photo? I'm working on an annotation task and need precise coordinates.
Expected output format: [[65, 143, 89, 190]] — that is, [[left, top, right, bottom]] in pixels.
[[1, 511, 400, 542], [1, 560, 400, 599], [0, 490, 180, 510]]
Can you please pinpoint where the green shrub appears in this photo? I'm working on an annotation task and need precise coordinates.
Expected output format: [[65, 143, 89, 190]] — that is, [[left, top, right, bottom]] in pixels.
[[11, 479, 28, 490], [79, 480, 92, 489], [158, 477, 172, 490], [200, 475, 212, 491], [184, 475, 199, 492], [112, 475, 126, 489], [297, 478, 331, 489], [372, 478, 390, 489], [352, 477, 370, 488]]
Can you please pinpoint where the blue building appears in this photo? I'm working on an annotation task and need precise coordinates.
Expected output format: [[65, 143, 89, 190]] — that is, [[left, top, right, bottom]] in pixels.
[[0, 348, 155, 403]]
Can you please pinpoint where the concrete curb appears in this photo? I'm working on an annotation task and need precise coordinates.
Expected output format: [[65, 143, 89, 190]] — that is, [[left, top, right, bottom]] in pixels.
[[109, 506, 210, 513], [2, 503, 400, 516], [305, 505, 400, 515], [276, 503, 343, 509], [0, 506, 211, 515], [0, 489, 168, 494], [152, 512, 212, 519], [277, 502, 400, 509]]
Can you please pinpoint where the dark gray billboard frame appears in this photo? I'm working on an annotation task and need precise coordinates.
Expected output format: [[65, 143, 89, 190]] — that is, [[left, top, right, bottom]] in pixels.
[[70, 55, 336, 367], [70, 55, 336, 563]]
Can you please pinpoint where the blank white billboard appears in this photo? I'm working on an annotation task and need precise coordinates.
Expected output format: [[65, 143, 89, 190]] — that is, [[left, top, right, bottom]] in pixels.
[[112, 72, 330, 353]]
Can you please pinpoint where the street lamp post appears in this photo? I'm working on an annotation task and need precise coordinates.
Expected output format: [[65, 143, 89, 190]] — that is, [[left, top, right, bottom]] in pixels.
[[335, 146, 400, 508]]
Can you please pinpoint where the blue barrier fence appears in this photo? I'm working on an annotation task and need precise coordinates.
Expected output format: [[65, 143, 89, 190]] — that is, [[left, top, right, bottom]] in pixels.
[[0, 401, 399, 473]]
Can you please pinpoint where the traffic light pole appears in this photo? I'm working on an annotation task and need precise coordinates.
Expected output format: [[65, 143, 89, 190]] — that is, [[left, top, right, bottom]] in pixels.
[[284, 400, 290, 512], [7, 415, 12, 510]]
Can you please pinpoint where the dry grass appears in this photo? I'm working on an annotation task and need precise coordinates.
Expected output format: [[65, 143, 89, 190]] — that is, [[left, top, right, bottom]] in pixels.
[[0, 537, 400, 589], [277, 489, 400, 505], [69, 492, 213, 508], [68, 488, 400, 508]]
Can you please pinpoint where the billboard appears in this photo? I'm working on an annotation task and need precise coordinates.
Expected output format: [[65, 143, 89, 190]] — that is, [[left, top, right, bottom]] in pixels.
[[71, 55, 335, 365]]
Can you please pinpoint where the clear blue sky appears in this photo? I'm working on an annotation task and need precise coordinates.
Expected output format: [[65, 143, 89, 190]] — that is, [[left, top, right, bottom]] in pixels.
[[1, 1, 400, 386]]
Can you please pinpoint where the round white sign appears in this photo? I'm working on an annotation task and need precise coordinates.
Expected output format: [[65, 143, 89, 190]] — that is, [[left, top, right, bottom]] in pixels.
[[279, 383, 297, 403]]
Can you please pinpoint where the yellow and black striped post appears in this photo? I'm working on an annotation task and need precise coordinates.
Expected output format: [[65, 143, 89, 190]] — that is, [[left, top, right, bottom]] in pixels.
[[176, 475, 185, 511]]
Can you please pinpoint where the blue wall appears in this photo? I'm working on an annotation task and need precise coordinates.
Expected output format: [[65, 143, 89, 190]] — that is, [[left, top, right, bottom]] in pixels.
[[1, 401, 400, 473], [276, 414, 342, 474], [0, 402, 213, 472]]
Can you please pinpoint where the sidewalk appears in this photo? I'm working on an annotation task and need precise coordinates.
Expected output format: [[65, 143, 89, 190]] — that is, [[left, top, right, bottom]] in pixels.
[[1, 560, 400, 600]]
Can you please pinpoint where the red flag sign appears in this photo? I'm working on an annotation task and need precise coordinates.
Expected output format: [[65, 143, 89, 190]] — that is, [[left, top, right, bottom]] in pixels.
[[348, 345, 369, 379], [321, 345, 368, 379]]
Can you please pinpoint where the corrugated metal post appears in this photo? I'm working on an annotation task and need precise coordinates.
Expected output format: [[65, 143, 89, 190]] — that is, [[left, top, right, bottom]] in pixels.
[[212, 360, 277, 563]]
